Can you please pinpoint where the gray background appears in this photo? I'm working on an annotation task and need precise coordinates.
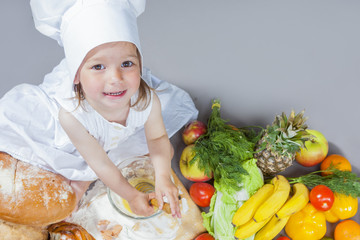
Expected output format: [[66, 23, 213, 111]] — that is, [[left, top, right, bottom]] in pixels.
[[1, 0, 359, 237]]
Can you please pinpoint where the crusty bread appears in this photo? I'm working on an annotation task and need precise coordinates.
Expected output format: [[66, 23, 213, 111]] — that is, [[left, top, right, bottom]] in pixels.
[[0, 152, 77, 226], [48, 221, 95, 240], [0, 220, 48, 240]]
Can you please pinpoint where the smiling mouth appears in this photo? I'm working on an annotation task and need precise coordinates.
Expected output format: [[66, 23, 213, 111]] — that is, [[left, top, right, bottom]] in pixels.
[[104, 90, 126, 96]]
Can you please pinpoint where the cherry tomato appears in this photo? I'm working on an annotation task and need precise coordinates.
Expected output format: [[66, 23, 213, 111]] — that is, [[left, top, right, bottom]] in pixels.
[[276, 237, 291, 240], [194, 233, 215, 240], [189, 182, 215, 207], [309, 185, 334, 211]]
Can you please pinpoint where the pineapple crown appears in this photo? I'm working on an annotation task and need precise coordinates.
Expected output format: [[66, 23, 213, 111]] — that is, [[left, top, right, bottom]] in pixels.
[[259, 110, 311, 157]]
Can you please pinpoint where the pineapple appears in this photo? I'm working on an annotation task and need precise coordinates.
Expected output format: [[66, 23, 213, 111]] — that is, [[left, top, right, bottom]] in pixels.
[[254, 110, 311, 176]]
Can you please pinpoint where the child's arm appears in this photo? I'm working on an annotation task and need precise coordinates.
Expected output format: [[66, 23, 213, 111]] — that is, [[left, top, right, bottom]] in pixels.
[[144, 93, 181, 218], [58, 108, 154, 216]]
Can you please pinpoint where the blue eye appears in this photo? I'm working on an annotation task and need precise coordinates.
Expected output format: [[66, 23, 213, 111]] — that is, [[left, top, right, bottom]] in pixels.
[[92, 64, 105, 70], [121, 61, 133, 68]]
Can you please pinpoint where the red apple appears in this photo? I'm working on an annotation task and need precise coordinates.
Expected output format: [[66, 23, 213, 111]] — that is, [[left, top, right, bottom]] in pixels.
[[295, 129, 329, 167], [179, 144, 212, 182], [194, 233, 215, 240], [182, 120, 207, 145]]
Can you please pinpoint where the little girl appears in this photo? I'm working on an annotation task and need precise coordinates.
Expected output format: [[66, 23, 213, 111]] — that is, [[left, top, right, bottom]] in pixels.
[[60, 41, 180, 217], [0, 0, 197, 223]]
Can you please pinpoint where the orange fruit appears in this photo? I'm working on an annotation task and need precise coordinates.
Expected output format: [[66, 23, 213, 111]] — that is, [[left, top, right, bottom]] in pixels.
[[320, 154, 352, 176], [334, 220, 360, 240]]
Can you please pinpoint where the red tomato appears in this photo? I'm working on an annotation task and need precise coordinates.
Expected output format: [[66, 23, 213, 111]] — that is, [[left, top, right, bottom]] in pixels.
[[309, 185, 334, 211], [194, 233, 215, 240], [189, 182, 215, 207], [276, 237, 291, 240]]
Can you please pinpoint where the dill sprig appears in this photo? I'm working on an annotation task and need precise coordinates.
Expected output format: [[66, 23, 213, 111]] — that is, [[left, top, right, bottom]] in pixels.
[[287, 168, 360, 198], [191, 99, 258, 191]]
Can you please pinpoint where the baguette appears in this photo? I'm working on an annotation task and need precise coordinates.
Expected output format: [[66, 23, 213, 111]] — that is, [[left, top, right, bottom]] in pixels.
[[0, 152, 77, 226]]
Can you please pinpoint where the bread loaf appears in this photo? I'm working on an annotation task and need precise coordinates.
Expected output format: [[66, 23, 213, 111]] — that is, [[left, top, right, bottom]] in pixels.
[[48, 221, 95, 240], [0, 152, 77, 226], [0, 220, 48, 240]]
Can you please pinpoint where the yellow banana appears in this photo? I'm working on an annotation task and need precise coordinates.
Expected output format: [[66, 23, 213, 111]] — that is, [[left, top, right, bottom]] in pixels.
[[234, 218, 271, 239], [232, 184, 274, 226], [275, 183, 309, 219], [253, 175, 290, 222], [254, 215, 290, 240]]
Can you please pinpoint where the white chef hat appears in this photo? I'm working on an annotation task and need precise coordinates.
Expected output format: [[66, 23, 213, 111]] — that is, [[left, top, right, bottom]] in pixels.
[[30, 0, 145, 81]]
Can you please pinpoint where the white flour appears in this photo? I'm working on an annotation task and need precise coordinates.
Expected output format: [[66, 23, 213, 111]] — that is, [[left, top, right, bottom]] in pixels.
[[68, 156, 190, 239], [69, 180, 187, 240], [0, 168, 14, 196]]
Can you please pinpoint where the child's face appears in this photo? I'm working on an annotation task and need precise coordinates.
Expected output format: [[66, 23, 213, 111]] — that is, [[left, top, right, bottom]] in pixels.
[[75, 41, 141, 113]]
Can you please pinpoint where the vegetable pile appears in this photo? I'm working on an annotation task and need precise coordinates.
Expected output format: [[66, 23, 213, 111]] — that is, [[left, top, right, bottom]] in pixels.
[[195, 100, 263, 240], [183, 99, 263, 240], [192, 99, 259, 190], [181, 99, 360, 240]]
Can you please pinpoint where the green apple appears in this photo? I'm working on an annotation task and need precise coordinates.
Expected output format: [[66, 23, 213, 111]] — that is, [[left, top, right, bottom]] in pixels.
[[295, 129, 329, 167], [179, 144, 212, 182]]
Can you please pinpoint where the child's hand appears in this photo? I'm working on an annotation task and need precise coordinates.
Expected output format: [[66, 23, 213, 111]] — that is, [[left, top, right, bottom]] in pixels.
[[155, 175, 181, 218], [128, 191, 155, 217]]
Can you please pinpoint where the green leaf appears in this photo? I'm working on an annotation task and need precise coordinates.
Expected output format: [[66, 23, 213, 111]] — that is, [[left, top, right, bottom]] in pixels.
[[193, 99, 261, 192], [287, 167, 360, 198]]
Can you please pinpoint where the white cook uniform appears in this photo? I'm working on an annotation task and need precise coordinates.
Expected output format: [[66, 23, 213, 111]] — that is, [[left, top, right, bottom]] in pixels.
[[0, 59, 198, 181]]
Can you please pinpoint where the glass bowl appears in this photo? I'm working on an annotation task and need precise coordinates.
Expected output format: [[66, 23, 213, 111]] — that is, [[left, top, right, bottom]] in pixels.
[[107, 156, 161, 220]]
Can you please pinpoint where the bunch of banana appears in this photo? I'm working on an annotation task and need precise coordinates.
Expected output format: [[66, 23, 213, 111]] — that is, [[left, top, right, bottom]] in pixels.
[[254, 183, 309, 240], [233, 175, 290, 239], [232, 183, 274, 226], [253, 175, 291, 222], [232, 175, 310, 240]]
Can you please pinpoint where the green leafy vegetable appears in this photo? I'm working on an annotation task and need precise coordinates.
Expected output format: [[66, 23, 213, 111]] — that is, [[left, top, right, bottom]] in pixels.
[[202, 158, 263, 240], [196, 100, 264, 239], [287, 168, 360, 198], [192, 99, 260, 192]]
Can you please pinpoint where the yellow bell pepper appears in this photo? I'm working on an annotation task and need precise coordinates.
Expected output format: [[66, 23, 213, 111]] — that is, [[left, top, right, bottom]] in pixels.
[[324, 208, 339, 223], [324, 193, 358, 223], [285, 203, 326, 240]]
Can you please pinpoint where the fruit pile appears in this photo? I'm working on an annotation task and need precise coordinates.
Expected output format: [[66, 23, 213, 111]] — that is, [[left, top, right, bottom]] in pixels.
[[179, 100, 360, 240]]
